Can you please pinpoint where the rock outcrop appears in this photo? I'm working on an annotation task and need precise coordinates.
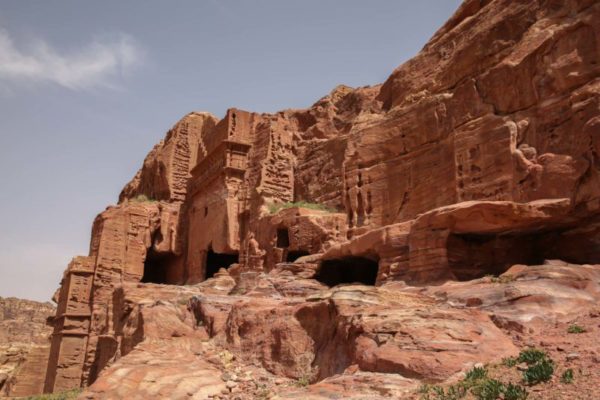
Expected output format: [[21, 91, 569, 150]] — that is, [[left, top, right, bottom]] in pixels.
[[0, 297, 54, 397], [43, 0, 600, 398], [77, 261, 600, 400]]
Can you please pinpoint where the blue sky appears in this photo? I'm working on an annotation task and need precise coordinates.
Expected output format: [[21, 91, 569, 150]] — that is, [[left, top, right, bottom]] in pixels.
[[0, 1, 461, 302]]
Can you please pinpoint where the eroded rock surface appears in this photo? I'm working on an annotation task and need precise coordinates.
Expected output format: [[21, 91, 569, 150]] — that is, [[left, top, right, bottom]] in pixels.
[[0, 297, 54, 397], [410, 262, 600, 332], [80, 261, 599, 399]]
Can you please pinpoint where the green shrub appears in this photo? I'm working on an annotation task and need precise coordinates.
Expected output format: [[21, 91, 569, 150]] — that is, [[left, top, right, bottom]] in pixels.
[[295, 375, 310, 387], [567, 324, 586, 334], [420, 384, 467, 400], [268, 201, 334, 214], [418, 384, 435, 394], [522, 359, 554, 385], [418, 365, 531, 400], [132, 194, 156, 203], [465, 366, 488, 382], [502, 356, 518, 367], [471, 379, 504, 400], [517, 348, 548, 365], [503, 383, 529, 400], [444, 384, 467, 400], [561, 368, 574, 384], [25, 389, 82, 400]]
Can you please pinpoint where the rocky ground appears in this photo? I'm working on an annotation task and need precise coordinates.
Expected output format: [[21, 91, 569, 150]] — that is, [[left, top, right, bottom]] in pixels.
[[0, 297, 55, 397], [78, 261, 600, 399]]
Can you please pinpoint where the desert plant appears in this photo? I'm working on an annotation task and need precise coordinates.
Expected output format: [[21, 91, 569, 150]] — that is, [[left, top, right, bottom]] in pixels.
[[268, 201, 334, 214], [25, 389, 82, 400], [567, 324, 586, 334], [132, 194, 156, 203], [418, 384, 433, 394], [418, 364, 531, 400], [522, 358, 554, 385], [445, 384, 468, 400], [503, 383, 529, 400], [421, 384, 466, 400], [561, 368, 574, 384], [502, 356, 518, 367], [293, 351, 315, 388], [465, 366, 488, 382], [517, 348, 548, 365], [295, 375, 310, 387], [471, 378, 504, 400]]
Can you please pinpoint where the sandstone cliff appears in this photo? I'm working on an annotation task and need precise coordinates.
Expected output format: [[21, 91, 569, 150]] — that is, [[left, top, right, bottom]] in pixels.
[[0, 297, 54, 397], [43, 0, 600, 398]]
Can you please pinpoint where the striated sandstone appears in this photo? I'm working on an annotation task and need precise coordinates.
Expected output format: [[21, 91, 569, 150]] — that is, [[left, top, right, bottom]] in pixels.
[[409, 261, 600, 331], [0, 297, 54, 397], [119, 112, 218, 203], [80, 261, 599, 399]]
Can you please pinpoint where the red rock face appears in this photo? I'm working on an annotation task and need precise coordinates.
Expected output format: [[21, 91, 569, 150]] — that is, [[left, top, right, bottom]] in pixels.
[[0, 297, 54, 397], [44, 0, 600, 397], [119, 112, 218, 203]]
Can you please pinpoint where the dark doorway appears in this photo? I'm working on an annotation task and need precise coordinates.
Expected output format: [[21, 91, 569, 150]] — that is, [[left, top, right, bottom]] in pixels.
[[141, 247, 177, 284], [316, 257, 378, 287], [277, 228, 290, 248], [286, 250, 309, 262], [447, 232, 545, 281], [205, 248, 238, 279]]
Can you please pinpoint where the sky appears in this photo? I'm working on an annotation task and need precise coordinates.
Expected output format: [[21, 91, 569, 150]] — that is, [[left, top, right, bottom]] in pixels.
[[0, 0, 462, 302]]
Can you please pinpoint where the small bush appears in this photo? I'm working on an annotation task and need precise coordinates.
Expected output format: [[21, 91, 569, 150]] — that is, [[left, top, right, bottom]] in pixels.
[[471, 379, 504, 400], [445, 384, 467, 400], [132, 194, 156, 203], [517, 348, 548, 365], [296, 375, 310, 387], [268, 201, 334, 214], [567, 324, 586, 334], [25, 389, 82, 400], [502, 356, 518, 367], [418, 384, 433, 394], [561, 368, 574, 384], [420, 384, 466, 400], [503, 383, 529, 400], [522, 359, 554, 385], [465, 366, 488, 382]]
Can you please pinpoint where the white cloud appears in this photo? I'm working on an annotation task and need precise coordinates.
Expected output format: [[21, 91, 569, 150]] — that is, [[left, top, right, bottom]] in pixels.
[[0, 29, 143, 91]]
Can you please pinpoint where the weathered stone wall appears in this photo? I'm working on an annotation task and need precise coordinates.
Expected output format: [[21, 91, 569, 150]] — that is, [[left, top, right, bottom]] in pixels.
[[119, 112, 218, 203], [255, 208, 347, 271], [0, 297, 54, 397]]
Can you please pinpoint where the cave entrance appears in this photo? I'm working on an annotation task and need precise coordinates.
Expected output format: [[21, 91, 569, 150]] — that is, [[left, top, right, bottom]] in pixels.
[[277, 228, 290, 248], [316, 257, 379, 287], [205, 248, 238, 280], [141, 247, 177, 284], [447, 232, 547, 281], [286, 250, 310, 262]]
